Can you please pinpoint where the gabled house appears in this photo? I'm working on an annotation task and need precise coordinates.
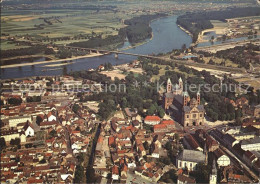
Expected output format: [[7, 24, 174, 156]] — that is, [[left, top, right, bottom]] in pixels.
[[24, 122, 35, 137], [112, 165, 120, 181]]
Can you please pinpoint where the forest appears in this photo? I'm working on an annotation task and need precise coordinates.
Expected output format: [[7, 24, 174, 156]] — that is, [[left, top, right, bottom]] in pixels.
[[177, 7, 260, 42]]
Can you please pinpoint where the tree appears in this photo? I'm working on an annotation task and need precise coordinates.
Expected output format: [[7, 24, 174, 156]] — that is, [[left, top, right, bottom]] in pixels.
[[63, 66, 68, 75], [143, 141, 149, 150], [49, 130, 57, 138], [74, 165, 84, 183], [8, 97, 22, 105], [36, 116, 43, 126], [158, 107, 165, 118], [190, 163, 211, 183], [174, 133, 180, 143], [182, 44, 187, 51], [72, 104, 80, 113], [165, 141, 172, 151], [0, 137, 6, 149], [45, 48, 55, 55], [77, 153, 85, 163], [147, 104, 157, 115], [10, 138, 20, 146]]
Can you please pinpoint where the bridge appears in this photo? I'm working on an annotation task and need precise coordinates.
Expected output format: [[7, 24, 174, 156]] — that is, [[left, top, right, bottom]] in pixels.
[[65, 46, 246, 73], [0, 45, 246, 73], [65, 46, 152, 58]]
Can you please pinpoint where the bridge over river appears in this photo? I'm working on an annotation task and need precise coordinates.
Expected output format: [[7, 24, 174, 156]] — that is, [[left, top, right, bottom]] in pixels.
[[1, 46, 246, 73]]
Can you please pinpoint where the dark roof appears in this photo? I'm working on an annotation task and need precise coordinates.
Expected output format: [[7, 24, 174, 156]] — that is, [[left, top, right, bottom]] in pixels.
[[183, 105, 204, 112], [178, 174, 196, 183], [165, 93, 174, 98], [197, 105, 205, 111], [185, 134, 201, 150], [241, 137, 260, 145], [214, 148, 225, 158], [174, 94, 183, 106], [183, 106, 191, 112], [177, 149, 205, 163]]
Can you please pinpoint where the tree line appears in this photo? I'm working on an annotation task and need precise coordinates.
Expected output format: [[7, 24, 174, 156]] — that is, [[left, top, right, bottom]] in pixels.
[[69, 14, 166, 49], [177, 7, 260, 43]]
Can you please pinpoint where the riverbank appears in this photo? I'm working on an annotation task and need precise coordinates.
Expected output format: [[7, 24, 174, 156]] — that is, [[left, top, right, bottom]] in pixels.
[[177, 25, 193, 37], [0, 53, 104, 69], [1, 15, 193, 79]]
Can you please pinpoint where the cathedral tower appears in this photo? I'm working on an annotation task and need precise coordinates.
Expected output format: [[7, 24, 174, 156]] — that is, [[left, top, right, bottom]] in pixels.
[[197, 91, 201, 105], [167, 78, 172, 93], [178, 77, 183, 92], [183, 91, 189, 106]]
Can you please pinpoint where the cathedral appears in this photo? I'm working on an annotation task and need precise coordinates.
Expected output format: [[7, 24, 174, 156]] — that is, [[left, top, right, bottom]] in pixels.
[[164, 78, 205, 127]]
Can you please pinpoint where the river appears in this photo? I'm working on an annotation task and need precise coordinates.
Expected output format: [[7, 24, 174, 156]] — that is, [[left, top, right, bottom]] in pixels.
[[1, 15, 193, 79]]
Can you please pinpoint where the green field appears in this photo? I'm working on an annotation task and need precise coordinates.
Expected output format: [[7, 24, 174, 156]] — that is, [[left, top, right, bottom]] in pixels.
[[1, 9, 144, 50]]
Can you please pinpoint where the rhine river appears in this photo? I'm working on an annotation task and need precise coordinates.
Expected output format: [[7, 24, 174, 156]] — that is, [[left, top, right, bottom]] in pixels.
[[1, 15, 192, 79]]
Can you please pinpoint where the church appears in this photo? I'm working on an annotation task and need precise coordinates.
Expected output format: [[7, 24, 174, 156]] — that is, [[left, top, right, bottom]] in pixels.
[[163, 78, 205, 127]]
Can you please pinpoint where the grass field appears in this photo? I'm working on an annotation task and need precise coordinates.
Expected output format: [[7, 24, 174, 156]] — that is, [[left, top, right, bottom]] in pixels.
[[151, 63, 195, 81], [203, 57, 238, 67], [1, 40, 31, 50], [1, 9, 144, 50], [235, 77, 260, 91]]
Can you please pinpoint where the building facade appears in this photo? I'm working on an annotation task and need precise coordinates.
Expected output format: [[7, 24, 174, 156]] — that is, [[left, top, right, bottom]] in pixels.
[[164, 78, 205, 127]]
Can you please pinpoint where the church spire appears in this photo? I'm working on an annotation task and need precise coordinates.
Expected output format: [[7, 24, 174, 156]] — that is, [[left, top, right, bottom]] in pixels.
[[197, 90, 201, 105], [212, 158, 217, 175], [167, 78, 172, 93], [209, 158, 217, 184], [178, 77, 183, 92]]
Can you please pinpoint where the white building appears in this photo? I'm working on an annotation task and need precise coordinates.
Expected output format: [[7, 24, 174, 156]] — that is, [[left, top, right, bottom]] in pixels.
[[9, 116, 31, 127], [144, 116, 160, 125], [241, 137, 260, 151], [176, 149, 206, 171], [25, 124, 35, 137], [214, 148, 230, 167]]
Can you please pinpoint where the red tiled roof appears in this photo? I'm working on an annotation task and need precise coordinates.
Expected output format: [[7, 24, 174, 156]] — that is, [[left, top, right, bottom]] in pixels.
[[97, 136, 103, 143], [153, 124, 167, 129], [144, 116, 160, 122], [108, 136, 115, 146], [161, 120, 175, 125], [27, 178, 44, 184], [40, 121, 58, 126], [112, 165, 119, 175]]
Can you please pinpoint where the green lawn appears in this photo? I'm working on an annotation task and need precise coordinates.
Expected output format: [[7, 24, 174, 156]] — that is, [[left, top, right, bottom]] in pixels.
[[151, 63, 195, 81]]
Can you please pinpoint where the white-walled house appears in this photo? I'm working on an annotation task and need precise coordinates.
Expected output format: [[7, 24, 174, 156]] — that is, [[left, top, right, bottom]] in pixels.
[[176, 149, 206, 171], [24, 123, 35, 137], [144, 116, 160, 125], [47, 112, 57, 122]]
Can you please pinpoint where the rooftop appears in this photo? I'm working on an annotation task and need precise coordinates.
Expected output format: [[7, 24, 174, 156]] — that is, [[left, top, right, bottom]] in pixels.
[[177, 149, 205, 163]]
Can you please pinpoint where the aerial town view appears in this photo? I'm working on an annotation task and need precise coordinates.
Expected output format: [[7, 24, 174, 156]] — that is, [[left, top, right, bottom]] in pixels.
[[1, 0, 260, 183]]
